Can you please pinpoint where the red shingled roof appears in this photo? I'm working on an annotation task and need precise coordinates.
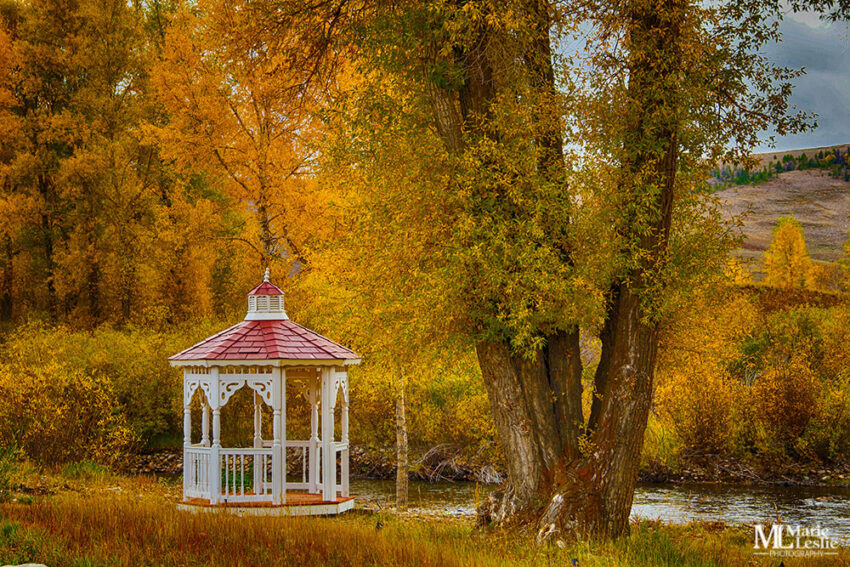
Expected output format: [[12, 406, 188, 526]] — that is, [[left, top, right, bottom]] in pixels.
[[168, 320, 359, 362], [247, 281, 284, 295]]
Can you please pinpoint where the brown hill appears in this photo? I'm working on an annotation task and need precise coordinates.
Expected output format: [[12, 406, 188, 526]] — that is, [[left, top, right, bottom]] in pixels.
[[716, 169, 850, 275]]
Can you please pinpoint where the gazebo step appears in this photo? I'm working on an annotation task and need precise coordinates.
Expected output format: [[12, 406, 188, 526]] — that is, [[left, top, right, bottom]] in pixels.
[[178, 495, 356, 516]]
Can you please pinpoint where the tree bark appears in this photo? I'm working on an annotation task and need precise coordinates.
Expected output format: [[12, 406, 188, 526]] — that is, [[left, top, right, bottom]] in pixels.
[[120, 251, 135, 324], [394, 379, 409, 511], [526, 0, 681, 542], [476, 329, 583, 522], [87, 258, 101, 323]]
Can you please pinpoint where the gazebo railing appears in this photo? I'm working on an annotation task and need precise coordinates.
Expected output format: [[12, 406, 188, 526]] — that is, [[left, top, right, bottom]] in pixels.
[[184, 446, 210, 499], [337, 441, 349, 497], [282, 439, 348, 496], [184, 440, 349, 503], [220, 447, 273, 502], [285, 439, 315, 490]]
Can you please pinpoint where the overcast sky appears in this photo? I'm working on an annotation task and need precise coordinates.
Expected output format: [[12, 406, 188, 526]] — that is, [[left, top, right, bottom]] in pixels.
[[758, 12, 850, 152]]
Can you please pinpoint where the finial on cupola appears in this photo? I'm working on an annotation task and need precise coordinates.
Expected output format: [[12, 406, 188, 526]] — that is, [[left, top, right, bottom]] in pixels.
[[264, 267, 270, 282]]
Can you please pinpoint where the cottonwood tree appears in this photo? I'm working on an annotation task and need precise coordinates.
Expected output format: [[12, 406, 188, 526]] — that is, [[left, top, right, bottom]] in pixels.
[[792, 0, 850, 20], [0, 0, 158, 324], [0, 19, 26, 323], [0, 0, 239, 325], [316, 0, 808, 541], [152, 0, 342, 273], [0, 0, 83, 320]]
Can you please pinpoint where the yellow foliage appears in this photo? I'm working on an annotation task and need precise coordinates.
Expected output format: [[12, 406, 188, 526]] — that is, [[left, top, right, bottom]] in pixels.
[[800, 375, 850, 461], [763, 215, 812, 288], [656, 366, 738, 453], [722, 258, 753, 285], [341, 353, 497, 459], [0, 321, 226, 450], [805, 261, 845, 293], [0, 363, 133, 466], [749, 357, 819, 453], [655, 287, 850, 464], [150, 0, 330, 273]]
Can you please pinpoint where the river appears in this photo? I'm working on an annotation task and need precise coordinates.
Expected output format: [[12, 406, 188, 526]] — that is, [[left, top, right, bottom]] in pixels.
[[350, 479, 850, 540]]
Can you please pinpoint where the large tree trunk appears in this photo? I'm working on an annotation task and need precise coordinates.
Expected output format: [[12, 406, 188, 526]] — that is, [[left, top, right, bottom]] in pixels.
[[394, 380, 409, 511], [535, 285, 666, 541], [470, 0, 681, 541], [422, 0, 682, 541], [475, 329, 583, 521]]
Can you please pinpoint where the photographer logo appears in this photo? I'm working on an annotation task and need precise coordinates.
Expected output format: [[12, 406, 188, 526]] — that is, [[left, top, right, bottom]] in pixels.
[[753, 524, 840, 558]]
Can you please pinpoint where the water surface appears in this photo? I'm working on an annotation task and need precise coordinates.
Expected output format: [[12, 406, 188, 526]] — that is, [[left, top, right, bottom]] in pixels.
[[350, 479, 850, 541]]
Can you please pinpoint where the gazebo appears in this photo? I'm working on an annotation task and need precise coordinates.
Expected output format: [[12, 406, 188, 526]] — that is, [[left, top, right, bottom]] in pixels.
[[169, 269, 360, 515]]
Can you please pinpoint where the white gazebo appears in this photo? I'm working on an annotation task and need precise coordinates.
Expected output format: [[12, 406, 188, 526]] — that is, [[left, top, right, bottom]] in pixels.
[[169, 269, 360, 515]]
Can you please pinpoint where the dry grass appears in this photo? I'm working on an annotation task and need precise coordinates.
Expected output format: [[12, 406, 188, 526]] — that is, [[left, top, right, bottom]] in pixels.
[[2, 496, 489, 566], [0, 471, 848, 566]]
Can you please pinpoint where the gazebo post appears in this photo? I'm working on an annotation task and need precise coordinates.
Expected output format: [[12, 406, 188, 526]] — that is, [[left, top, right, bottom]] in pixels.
[[182, 371, 191, 500], [308, 376, 320, 494], [252, 390, 262, 494], [341, 380, 349, 498], [209, 368, 221, 505], [321, 367, 336, 502], [201, 399, 210, 447], [281, 368, 287, 504], [271, 367, 283, 505]]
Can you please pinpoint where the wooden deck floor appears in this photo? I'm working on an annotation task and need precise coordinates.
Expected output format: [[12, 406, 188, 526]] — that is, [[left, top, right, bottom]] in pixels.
[[184, 493, 355, 508]]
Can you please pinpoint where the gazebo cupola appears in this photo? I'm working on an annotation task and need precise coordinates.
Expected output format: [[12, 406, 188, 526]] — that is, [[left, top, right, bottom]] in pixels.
[[169, 269, 360, 515], [245, 268, 288, 320]]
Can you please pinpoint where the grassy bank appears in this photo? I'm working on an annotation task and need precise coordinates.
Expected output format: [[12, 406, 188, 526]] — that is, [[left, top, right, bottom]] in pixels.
[[0, 470, 848, 566]]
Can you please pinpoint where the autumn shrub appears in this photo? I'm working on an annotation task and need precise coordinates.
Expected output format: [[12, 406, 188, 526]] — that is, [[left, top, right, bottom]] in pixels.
[[408, 363, 496, 456], [0, 320, 224, 448], [656, 366, 737, 454], [820, 306, 850, 379], [0, 442, 17, 503], [746, 357, 819, 459], [347, 366, 396, 449], [0, 363, 133, 465], [725, 306, 850, 461], [348, 358, 498, 463], [799, 375, 850, 461], [806, 261, 847, 293], [655, 287, 850, 466], [641, 414, 681, 472]]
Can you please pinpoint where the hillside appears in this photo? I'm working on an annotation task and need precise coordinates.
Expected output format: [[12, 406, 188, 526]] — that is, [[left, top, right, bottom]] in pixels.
[[753, 144, 850, 169], [716, 169, 850, 272]]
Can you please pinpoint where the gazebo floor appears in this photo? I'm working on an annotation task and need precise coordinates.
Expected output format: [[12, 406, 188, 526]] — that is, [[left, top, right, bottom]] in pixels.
[[177, 493, 356, 516]]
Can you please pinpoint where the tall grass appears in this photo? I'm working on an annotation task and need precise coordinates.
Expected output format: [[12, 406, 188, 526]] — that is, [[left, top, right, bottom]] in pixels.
[[1, 495, 498, 567], [2, 488, 847, 566]]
